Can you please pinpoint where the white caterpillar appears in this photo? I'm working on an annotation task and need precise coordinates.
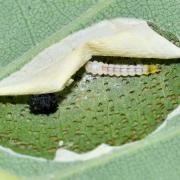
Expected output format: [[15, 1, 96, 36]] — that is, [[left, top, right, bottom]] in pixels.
[[0, 18, 178, 96], [85, 61, 159, 76]]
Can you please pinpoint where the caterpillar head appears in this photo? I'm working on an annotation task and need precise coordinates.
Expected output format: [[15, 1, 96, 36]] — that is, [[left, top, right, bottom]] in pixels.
[[147, 65, 160, 74]]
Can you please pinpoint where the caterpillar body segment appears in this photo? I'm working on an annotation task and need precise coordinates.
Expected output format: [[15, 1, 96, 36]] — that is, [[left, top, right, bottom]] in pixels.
[[85, 61, 159, 76]]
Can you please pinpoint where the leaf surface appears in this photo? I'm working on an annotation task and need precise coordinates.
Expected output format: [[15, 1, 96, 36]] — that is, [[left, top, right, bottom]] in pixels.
[[0, 0, 179, 179]]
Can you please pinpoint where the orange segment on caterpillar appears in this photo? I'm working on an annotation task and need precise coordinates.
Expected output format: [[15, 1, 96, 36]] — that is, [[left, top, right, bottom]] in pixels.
[[85, 61, 159, 76]]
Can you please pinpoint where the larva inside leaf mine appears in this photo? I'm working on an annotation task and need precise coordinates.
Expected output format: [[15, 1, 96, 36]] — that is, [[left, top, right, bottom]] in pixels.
[[0, 18, 178, 96], [85, 61, 159, 76]]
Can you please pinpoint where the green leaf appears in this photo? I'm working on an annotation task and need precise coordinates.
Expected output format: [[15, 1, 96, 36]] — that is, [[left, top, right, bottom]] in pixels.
[[0, 0, 179, 179], [0, 170, 21, 180], [0, 106, 179, 179]]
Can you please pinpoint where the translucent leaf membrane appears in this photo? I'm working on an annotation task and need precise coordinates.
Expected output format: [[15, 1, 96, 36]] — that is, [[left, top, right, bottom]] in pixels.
[[0, 18, 179, 96]]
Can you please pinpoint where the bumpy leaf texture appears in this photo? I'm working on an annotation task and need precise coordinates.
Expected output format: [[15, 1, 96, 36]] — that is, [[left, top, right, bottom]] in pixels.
[[0, 0, 179, 179]]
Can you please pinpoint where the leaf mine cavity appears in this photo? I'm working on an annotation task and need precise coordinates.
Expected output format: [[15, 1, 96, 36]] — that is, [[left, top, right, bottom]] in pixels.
[[0, 18, 179, 95]]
